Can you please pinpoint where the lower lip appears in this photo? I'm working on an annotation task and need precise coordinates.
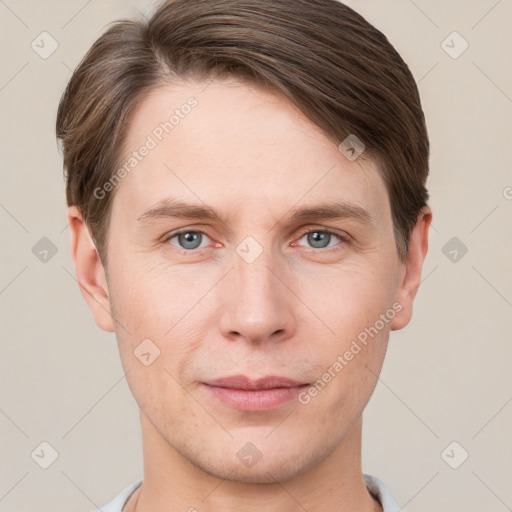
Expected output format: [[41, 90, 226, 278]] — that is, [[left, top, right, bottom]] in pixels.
[[202, 384, 309, 411]]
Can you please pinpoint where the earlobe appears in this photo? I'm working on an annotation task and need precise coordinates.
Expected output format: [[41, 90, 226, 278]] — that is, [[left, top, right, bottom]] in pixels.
[[67, 205, 115, 332], [390, 206, 432, 331]]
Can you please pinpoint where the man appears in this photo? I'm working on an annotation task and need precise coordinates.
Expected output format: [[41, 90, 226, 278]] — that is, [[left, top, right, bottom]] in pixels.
[[56, 0, 432, 510]]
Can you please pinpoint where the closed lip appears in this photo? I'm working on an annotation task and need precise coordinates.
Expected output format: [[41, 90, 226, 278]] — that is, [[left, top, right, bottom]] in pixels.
[[202, 375, 308, 390]]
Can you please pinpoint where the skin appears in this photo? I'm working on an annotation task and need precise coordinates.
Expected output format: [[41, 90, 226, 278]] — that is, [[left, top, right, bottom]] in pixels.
[[68, 78, 431, 512]]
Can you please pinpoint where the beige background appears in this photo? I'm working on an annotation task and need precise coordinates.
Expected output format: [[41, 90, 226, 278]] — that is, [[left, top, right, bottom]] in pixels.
[[1, 0, 511, 510]]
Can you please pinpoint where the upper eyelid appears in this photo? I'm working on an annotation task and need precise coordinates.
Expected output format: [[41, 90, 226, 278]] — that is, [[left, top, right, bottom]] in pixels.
[[165, 226, 345, 238]]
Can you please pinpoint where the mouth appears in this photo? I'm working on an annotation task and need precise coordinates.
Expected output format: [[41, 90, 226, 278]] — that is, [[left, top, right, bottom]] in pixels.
[[201, 375, 310, 411]]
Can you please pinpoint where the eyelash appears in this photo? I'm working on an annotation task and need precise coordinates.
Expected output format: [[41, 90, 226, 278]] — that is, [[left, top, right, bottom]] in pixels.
[[163, 227, 350, 254]]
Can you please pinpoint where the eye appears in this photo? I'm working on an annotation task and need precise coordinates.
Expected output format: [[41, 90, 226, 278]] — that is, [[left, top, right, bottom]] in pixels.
[[163, 228, 349, 253], [294, 229, 347, 250], [165, 230, 212, 250]]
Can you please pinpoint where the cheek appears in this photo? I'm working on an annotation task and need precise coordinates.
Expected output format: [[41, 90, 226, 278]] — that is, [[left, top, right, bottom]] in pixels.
[[296, 259, 397, 340], [293, 261, 394, 404], [108, 256, 194, 334], [107, 258, 211, 394]]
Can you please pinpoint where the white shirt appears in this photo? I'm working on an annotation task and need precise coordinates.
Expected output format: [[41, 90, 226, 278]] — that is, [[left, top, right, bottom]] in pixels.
[[93, 474, 404, 511]]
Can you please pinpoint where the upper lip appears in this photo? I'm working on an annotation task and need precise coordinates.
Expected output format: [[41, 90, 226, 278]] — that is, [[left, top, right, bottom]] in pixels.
[[203, 375, 307, 390]]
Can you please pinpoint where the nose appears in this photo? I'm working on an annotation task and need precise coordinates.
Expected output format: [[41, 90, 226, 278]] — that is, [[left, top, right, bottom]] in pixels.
[[218, 244, 297, 345]]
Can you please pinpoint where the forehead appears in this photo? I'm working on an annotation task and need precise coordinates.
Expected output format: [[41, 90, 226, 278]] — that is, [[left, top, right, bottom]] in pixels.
[[113, 78, 391, 226]]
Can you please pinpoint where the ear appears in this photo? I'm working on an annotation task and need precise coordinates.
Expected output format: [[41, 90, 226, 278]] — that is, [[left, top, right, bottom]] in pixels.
[[67, 205, 115, 332], [390, 206, 432, 331]]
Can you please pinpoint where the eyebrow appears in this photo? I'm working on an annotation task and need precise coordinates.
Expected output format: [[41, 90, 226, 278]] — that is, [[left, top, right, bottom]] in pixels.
[[136, 197, 373, 226]]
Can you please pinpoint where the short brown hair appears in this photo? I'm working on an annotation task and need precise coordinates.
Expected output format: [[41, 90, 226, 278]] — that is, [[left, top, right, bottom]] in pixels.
[[56, 0, 429, 267]]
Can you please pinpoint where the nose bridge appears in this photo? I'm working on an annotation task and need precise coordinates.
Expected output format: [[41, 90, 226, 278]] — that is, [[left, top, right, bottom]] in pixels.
[[234, 236, 283, 309], [219, 234, 294, 342]]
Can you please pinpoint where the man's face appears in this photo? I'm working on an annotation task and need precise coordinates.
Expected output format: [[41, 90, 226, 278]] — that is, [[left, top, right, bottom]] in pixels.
[[103, 78, 407, 483]]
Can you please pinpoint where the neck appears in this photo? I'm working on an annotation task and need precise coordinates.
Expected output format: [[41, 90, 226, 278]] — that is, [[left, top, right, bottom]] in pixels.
[[125, 412, 382, 512]]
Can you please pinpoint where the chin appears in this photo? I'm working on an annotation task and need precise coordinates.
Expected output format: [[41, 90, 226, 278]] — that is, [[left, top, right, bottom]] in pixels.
[[199, 462, 304, 485], [189, 443, 327, 485]]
